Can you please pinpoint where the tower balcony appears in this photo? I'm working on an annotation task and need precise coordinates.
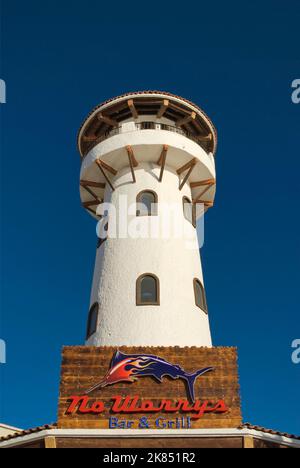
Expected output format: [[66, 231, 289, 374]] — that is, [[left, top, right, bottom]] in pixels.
[[81, 121, 214, 159]]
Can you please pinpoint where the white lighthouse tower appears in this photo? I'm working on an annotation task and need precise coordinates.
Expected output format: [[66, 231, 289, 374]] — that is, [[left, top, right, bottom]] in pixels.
[[77, 91, 217, 348]]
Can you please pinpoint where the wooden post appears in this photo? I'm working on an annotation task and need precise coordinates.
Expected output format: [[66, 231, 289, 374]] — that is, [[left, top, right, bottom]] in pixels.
[[44, 436, 56, 448], [95, 160, 116, 192], [126, 146, 138, 183], [192, 184, 213, 204], [157, 145, 168, 182], [244, 436, 254, 449], [177, 159, 197, 191]]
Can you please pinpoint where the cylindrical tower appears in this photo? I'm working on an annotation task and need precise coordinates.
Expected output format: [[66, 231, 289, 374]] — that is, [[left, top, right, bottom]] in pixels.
[[78, 91, 217, 347]]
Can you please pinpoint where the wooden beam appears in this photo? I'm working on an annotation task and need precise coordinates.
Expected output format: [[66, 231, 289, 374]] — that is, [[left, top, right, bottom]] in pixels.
[[193, 184, 213, 203], [83, 135, 97, 142], [126, 146, 138, 183], [127, 99, 138, 119], [82, 200, 101, 207], [169, 101, 192, 115], [85, 206, 99, 217], [179, 162, 196, 190], [126, 145, 138, 167], [95, 160, 115, 191], [81, 184, 101, 201], [157, 145, 168, 182], [157, 144, 168, 166], [177, 111, 196, 127], [80, 180, 106, 189], [157, 99, 169, 118], [97, 112, 118, 127], [86, 117, 103, 136], [44, 436, 56, 449], [97, 159, 117, 175], [191, 117, 206, 134], [177, 158, 197, 175], [201, 200, 214, 207], [190, 179, 215, 188], [197, 133, 213, 142]]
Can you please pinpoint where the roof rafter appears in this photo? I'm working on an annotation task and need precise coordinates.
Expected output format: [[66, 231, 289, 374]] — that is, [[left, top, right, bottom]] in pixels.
[[97, 112, 118, 127], [157, 99, 169, 118], [177, 111, 196, 127], [127, 99, 138, 119], [197, 133, 213, 142], [82, 135, 97, 142]]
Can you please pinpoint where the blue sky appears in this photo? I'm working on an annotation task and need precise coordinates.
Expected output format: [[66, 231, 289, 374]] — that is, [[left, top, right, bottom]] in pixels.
[[0, 0, 299, 433]]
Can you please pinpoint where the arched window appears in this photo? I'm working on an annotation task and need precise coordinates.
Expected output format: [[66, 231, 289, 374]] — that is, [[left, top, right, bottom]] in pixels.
[[183, 196, 196, 227], [96, 222, 108, 249], [136, 274, 160, 305], [136, 190, 158, 216], [193, 279, 208, 313], [86, 302, 99, 338]]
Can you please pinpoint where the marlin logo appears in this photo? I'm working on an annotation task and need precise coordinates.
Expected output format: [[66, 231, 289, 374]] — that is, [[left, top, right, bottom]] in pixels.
[[85, 351, 213, 403]]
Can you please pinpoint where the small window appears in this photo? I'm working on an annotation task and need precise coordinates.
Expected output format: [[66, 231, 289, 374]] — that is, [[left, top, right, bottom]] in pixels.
[[96, 222, 108, 249], [193, 279, 208, 313], [136, 274, 160, 305], [183, 197, 196, 227], [86, 302, 99, 338], [136, 190, 158, 216]]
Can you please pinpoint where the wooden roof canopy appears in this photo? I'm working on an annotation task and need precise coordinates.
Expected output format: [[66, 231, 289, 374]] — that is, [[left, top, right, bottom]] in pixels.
[[77, 91, 217, 158]]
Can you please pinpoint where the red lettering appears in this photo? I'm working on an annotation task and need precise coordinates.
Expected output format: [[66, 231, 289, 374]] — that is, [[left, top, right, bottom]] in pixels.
[[65, 395, 229, 420], [66, 396, 104, 414]]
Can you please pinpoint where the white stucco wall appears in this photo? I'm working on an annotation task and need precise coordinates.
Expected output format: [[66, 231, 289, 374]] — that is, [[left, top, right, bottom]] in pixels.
[[85, 162, 212, 347], [80, 128, 215, 180]]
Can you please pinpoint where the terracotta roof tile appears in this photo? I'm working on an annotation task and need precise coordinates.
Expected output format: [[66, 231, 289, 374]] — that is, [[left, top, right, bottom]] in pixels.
[[1, 421, 299, 443], [0, 423, 57, 442], [240, 423, 300, 441]]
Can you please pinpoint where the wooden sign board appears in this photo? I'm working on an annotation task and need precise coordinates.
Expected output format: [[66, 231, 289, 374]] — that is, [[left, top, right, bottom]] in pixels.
[[57, 346, 242, 429]]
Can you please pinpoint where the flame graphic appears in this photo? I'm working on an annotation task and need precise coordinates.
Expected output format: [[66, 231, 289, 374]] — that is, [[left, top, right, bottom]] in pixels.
[[107, 358, 154, 383], [85, 358, 155, 393]]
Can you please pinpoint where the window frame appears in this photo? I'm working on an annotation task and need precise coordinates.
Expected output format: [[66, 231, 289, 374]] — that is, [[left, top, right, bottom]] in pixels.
[[86, 302, 99, 339], [182, 196, 196, 228], [193, 278, 208, 314], [136, 190, 158, 217], [136, 273, 160, 306], [96, 221, 108, 249]]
